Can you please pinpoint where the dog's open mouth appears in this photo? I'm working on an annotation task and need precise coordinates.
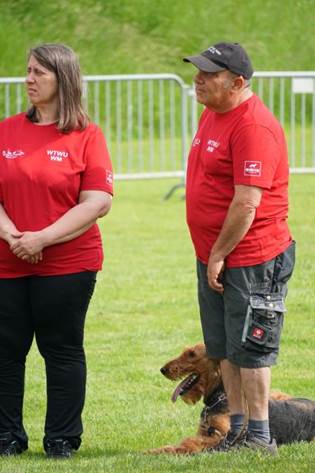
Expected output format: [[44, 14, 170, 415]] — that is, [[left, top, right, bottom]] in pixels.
[[171, 373, 200, 402]]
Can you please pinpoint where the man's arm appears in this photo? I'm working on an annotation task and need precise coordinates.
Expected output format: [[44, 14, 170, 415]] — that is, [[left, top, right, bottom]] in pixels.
[[207, 184, 263, 293]]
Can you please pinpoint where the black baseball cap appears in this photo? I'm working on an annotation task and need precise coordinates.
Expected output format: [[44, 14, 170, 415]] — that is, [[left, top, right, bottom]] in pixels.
[[183, 42, 254, 80]]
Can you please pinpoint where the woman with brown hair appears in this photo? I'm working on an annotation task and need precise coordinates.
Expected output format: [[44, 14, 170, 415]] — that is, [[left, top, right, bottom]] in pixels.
[[0, 44, 113, 458]]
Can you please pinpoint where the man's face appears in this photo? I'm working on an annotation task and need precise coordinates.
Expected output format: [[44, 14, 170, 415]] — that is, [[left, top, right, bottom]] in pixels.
[[194, 69, 235, 112]]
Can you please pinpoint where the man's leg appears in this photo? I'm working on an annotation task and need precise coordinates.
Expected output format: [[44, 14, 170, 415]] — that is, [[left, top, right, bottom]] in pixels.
[[196, 260, 226, 359], [220, 360, 244, 415], [220, 362, 271, 441], [222, 259, 280, 451], [241, 366, 270, 420], [220, 360, 245, 434], [241, 366, 271, 443], [197, 260, 246, 448]]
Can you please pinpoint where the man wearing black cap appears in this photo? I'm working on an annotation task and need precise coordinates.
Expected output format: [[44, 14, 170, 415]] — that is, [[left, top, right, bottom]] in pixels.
[[184, 42, 295, 454]]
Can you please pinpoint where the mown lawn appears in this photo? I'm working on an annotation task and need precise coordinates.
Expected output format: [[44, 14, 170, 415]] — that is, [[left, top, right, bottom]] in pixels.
[[0, 175, 314, 473], [1, 0, 315, 77]]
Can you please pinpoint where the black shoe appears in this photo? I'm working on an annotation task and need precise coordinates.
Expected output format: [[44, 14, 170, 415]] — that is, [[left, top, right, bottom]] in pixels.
[[0, 433, 24, 456], [45, 439, 73, 459], [238, 431, 278, 456], [209, 429, 247, 452]]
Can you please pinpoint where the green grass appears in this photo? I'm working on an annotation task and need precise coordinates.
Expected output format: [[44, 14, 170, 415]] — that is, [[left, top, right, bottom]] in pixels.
[[0, 176, 314, 472], [0, 3, 313, 469], [1, 0, 315, 174], [1, 0, 315, 79]]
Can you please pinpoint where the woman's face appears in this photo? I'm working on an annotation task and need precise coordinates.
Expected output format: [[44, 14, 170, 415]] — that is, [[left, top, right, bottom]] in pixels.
[[26, 55, 58, 107]]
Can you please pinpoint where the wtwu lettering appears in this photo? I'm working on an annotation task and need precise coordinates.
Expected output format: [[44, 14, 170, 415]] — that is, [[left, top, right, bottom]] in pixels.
[[46, 150, 69, 162]]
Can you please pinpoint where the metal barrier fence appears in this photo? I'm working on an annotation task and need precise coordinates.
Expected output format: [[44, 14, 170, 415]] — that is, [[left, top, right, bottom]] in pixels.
[[1, 72, 315, 177], [0, 74, 189, 180]]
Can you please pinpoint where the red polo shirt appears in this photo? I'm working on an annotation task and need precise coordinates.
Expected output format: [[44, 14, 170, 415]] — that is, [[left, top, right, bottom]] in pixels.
[[0, 113, 113, 277], [186, 95, 292, 267]]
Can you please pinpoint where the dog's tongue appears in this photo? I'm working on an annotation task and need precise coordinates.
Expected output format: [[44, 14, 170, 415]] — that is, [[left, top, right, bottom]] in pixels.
[[171, 374, 199, 402]]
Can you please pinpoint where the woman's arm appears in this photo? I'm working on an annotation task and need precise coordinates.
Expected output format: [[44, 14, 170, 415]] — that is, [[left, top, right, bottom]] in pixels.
[[0, 204, 42, 263], [0, 204, 22, 244], [11, 190, 112, 258]]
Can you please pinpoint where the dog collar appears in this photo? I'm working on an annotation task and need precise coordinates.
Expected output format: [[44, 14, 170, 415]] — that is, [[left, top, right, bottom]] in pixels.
[[203, 383, 228, 411]]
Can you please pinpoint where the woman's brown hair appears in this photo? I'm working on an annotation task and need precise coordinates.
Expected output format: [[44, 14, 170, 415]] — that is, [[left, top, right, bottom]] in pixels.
[[26, 43, 89, 133]]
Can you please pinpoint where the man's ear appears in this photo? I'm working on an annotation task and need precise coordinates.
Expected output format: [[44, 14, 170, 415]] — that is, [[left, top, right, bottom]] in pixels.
[[232, 76, 246, 92]]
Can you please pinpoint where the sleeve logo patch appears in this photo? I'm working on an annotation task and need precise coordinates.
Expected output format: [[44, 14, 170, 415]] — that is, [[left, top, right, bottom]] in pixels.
[[106, 170, 113, 185], [244, 161, 262, 176]]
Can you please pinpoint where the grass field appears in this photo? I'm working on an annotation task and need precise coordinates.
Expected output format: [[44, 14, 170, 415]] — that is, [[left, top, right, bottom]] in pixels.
[[0, 175, 314, 472], [1, 0, 315, 78]]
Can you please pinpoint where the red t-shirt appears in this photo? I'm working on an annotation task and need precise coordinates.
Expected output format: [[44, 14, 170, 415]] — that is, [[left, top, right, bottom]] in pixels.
[[0, 113, 113, 277], [186, 95, 292, 268]]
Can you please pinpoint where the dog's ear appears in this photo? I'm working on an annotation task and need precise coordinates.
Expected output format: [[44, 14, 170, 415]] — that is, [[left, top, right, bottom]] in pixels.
[[187, 348, 197, 358]]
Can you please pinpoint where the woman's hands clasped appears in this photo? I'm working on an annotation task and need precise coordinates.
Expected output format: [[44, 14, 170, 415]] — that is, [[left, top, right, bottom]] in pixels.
[[10, 231, 44, 264]]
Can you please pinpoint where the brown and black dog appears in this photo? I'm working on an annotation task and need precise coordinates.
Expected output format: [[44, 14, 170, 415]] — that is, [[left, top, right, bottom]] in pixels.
[[150, 343, 315, 454]]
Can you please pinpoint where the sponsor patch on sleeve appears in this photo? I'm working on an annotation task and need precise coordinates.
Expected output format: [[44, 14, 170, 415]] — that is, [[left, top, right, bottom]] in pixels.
[[106, 170, 113, 185], [244, 160, 262, 177]]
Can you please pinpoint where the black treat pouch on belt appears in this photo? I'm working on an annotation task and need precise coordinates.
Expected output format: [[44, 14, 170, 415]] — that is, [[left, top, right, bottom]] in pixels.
[[241, 293, 286, 353]]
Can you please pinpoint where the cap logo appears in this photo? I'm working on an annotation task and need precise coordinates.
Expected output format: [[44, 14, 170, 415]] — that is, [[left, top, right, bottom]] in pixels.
[[207, 46, 222, 56]]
